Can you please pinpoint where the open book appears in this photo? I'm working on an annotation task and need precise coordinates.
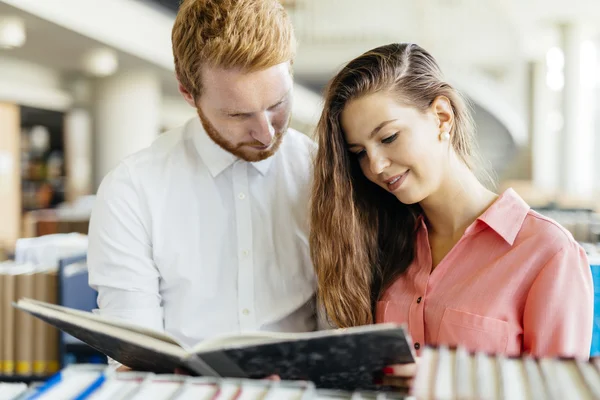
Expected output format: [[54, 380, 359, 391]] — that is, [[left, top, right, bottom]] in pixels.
[[13, 298, 415, 391]]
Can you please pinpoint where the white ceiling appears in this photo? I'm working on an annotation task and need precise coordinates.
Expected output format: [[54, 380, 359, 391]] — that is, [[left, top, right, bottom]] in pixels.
[[0, 2, 180, 97], [1, 0, 598, 100], [288, 0, 600, 79]]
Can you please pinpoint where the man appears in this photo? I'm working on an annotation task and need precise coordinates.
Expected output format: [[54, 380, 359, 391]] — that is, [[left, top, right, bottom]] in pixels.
[[87, 0, 318, 368]]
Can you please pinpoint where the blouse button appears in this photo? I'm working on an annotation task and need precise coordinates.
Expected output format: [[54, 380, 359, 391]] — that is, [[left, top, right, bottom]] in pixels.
[[414, 342, 421, 350], [416, 296, 422, 304]]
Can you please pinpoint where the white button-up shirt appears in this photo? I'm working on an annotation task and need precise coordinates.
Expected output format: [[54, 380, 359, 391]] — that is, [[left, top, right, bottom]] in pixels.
[[88, 116, 318, 347]]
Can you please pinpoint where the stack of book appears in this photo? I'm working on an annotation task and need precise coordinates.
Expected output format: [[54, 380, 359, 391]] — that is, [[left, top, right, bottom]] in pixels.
[[0, 382, 28, 399], [7, 347, 600, 399], [412, 346, 600, 399], [0, 264, 60, 378], [0, 364, 407, 399], [20, 210, 89, 241], [12, 299, 416, 392]]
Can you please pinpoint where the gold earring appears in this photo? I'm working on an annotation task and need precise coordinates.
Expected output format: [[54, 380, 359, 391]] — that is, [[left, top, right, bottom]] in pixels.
[[440, 132, 450, 141]]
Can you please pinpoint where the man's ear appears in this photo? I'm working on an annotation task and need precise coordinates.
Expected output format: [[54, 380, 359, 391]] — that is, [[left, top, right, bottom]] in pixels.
[[177, 77, 197, 108]]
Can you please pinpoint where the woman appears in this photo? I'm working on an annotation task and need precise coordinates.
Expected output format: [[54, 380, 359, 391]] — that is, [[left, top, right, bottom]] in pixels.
[[310, 43, 593, 383]]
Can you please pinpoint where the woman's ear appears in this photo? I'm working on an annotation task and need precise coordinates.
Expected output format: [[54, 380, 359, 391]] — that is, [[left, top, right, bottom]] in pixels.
[[431, 95, 454, 139]]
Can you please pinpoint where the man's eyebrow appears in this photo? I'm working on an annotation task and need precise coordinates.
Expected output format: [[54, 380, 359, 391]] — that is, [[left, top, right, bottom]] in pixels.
[[268, 89, 292, 109], [221, 89, 292, 116]]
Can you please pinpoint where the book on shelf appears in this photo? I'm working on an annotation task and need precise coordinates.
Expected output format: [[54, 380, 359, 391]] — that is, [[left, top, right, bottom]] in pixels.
[[1, 264, 59, 377], [412, 345, 600, 400], [1, 364, 408, 400], [13, 298, 415, 391]]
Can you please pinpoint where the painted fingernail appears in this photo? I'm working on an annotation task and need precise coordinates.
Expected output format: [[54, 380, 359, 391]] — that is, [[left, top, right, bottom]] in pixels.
[[382, 367, 394, 375], [374, 378, 383, 384]]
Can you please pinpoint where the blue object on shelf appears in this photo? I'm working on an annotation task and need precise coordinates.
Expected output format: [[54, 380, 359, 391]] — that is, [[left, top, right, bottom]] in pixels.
[[57, 254, 106, 367], [590, 258, 600, 356]]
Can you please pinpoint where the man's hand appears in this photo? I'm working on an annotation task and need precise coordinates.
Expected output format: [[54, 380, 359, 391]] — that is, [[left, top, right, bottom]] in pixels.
[[262, 375, 281, 381]]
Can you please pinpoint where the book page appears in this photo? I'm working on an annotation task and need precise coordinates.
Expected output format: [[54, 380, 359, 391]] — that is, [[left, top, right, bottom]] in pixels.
[[433, 346, 454, 399], [576, 360, 600, 398], [474, 352, 500, 400], [128, 380, 184, 400], [87, 379, 143, 400], [498, 356, 527, 400], [454, 347, 475, 399], [411, 346, 437, 398], [14, 299, 189, 360], [552, 360, 595, 400], [0, 383, 28, 399], [262, 386, 310, 400], [17, 298, 182, 346], [213, 382, 241, 399], [172, 382, 218, 400], [235, 384, 268, 400], [190, 323, 404, 353], [34, 369, 103, 400], [522, 356, 547, 399]]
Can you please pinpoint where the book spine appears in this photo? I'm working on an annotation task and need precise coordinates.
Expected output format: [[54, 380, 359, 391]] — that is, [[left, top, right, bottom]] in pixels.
[[46, 270, 60, 374], [15, 272, 35, 375], [33, 270, 50, 375], [2, 274, 16, 375]]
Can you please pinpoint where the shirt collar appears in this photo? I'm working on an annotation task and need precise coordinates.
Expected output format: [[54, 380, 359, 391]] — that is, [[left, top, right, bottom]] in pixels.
[[415, 188, 530, 246], [475, 188, 530, 245], [188, 116, 274, 177]]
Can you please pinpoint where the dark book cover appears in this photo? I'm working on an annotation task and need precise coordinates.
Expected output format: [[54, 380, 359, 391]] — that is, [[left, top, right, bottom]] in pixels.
[[16, 308, 189, 374], [15, 302, 414, 391], [197, 327, 414, 391]]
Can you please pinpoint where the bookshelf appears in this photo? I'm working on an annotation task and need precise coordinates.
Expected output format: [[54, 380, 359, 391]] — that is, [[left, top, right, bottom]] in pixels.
[[0, 254, 105, 384], [19, 106, 66, 214], [0, 103, 20, 251]]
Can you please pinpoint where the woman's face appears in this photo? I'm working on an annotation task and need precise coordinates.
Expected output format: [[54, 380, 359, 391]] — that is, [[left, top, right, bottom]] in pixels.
[[341, 91, 453, 205]]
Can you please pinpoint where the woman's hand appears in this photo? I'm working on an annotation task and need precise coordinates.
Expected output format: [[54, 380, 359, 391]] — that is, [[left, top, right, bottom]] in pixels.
[[378, 357, 420, 389]]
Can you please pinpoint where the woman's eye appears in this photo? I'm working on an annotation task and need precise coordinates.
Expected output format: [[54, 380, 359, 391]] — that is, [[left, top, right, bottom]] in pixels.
[[355, 150, 366, 159], [382, 133, 398, 144]]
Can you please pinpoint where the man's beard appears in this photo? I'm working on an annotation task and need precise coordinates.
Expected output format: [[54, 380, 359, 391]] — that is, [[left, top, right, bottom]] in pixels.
[[196, 107, 287, 162]]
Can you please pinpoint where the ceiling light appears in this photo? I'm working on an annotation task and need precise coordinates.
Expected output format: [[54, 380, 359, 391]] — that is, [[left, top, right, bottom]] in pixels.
[[0, 16, 26, 49], [82, 48, 119, 77]]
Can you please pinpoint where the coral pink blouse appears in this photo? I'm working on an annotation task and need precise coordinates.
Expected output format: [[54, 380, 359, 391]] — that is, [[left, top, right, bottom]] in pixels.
[[376, 188, 593, 359]]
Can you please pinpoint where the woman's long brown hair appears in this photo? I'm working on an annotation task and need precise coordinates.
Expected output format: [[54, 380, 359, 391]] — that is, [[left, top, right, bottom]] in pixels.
[[310, 43, 478, 328]]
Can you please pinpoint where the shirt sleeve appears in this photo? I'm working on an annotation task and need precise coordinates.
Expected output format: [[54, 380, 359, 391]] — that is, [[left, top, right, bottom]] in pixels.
[[522, 241, 593, 359], [87, 162, 164, 336]]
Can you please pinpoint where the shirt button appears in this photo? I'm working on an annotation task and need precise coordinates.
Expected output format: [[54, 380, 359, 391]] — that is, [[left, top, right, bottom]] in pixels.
[[242, 309, 250, 315], [414, 342, 420, 350], [242, 250, 250, 257], [238, 193, 246, 200], [416, 296, 422, 304]]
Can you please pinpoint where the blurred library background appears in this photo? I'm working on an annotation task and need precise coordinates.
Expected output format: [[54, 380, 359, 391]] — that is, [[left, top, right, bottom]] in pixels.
[[0, 0, 600, 386]]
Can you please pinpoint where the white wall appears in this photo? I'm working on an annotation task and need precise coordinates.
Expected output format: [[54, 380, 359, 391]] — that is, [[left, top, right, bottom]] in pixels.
[[0, 56, 72, 110], [94, 70, 161, 185], [160, 95, 195, 131]]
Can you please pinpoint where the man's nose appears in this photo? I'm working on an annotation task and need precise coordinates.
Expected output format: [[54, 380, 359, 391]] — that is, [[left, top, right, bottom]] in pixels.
[[252, 112, 275, 145]]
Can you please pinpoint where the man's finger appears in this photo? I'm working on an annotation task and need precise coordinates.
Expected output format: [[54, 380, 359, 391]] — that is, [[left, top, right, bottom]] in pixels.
[[174, 368, 191, 375], [263, 375, 281, 381]]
